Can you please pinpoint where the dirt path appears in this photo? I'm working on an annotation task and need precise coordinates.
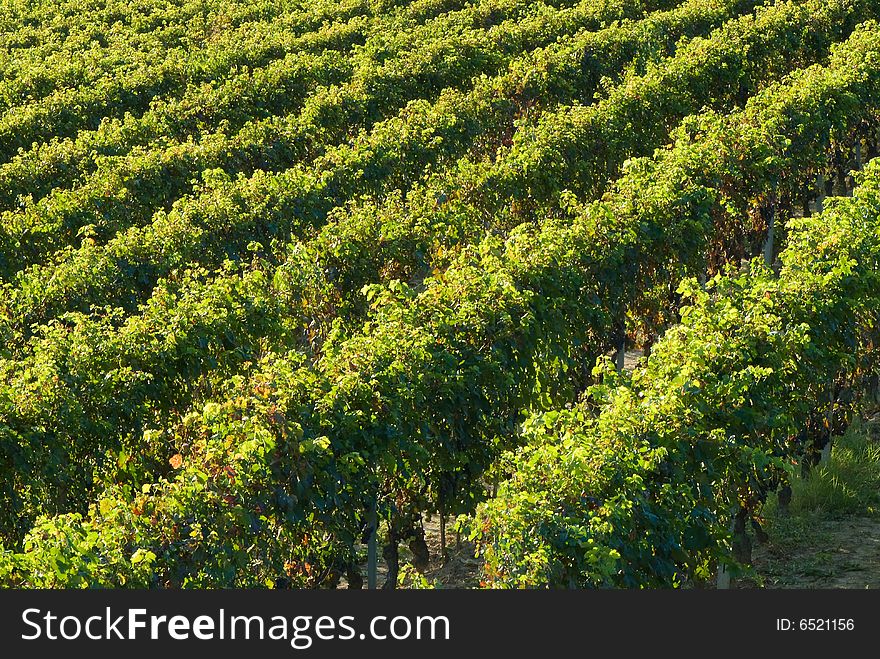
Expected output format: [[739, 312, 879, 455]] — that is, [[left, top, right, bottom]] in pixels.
[[419, 514, 880, 589], [742, 516, 880, 588], [418, 510, 880, 589], [420, 514, 880, 589], [341, 516, 480, 589], [420, 517, 481, 588], [350, 508, 880, 589]]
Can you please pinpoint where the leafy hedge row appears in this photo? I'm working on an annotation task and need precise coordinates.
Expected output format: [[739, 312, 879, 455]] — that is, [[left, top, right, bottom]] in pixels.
[[475, 158, 880, 587], [0, 0, 617, 208], [1, 0, 843, 338], [0, 0, 394, 158], [2, 21, 878, 585], [0, 0, 666, 271], [0, 0, 757, 328], [273, 0, 874, 344]]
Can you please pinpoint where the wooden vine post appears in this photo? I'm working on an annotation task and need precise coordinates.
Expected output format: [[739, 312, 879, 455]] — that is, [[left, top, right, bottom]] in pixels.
[[367, 496, 378, 589], [615, 313, 626, 372], [763, 189, 777, 268], [439, 498, 448, 564], [716, 510, 738, 590]]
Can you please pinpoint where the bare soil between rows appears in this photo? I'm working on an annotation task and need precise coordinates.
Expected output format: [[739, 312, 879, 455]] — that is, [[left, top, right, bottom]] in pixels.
[[737, 515, 880, 589]]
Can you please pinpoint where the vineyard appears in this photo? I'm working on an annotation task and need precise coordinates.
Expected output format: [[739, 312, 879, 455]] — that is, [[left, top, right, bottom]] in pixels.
[[0, 0, 878, 589]]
